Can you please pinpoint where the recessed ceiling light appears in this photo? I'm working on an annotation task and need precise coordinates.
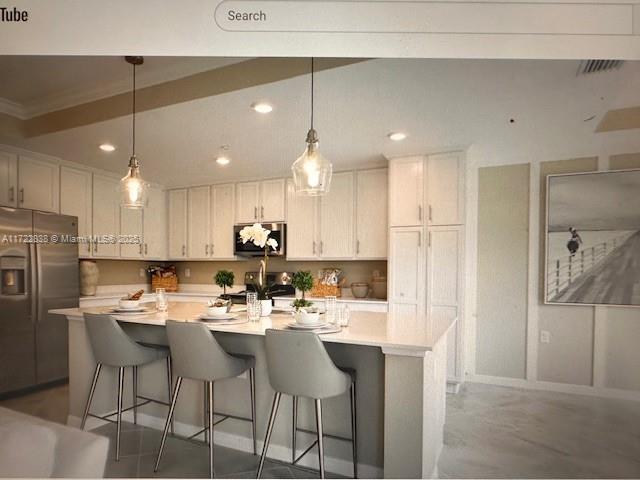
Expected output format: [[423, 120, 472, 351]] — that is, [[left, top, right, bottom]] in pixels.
[[99, 143, 116, 152], [216, 156, 230, 166], [251, 102, 273, 114], [388, 132, 407, 141]]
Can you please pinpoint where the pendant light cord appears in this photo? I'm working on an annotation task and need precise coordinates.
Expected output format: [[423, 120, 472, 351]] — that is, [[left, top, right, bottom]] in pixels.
[[310, 57, 314, 131], [132, 62, 136, 157]]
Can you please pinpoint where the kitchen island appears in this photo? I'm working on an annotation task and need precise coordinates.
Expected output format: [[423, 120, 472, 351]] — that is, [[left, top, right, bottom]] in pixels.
[[51, 302, 454, 478]]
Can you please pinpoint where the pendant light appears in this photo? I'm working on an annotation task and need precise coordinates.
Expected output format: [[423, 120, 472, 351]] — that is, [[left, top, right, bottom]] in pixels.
[[291, 58, 332, 196], [120, 56, 148, 209]]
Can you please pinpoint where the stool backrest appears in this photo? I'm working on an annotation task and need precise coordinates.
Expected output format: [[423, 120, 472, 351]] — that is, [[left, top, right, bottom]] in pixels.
[[166, 320, 246, 381], [264, 329, 350, 399], [83, 313, 153, 367]]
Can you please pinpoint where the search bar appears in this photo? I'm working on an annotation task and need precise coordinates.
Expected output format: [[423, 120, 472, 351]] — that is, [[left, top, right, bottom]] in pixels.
[[214, 1, 636, 35]]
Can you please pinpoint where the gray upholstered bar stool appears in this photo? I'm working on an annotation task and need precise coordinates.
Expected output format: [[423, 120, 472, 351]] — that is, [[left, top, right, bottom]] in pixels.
[[154, 320, 257, 479], [80, 313, 174, 461], [257, 329, 358, 479]]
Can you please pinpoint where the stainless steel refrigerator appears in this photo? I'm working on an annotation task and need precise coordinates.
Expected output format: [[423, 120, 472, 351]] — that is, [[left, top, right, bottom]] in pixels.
[[0, 207, 79, 396]]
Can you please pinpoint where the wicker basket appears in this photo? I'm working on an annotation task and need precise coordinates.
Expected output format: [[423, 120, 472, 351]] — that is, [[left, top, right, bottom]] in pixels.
[[151, 274, 178, 292], [310, 278, 344, 298]]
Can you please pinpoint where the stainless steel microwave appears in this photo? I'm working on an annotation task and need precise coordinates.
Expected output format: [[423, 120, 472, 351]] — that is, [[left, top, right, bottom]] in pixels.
[[233, 223, 286, 257]]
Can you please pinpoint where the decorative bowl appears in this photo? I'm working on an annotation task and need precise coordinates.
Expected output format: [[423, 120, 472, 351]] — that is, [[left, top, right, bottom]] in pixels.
[[119, 299, 140, 309], [207, 305, 228, 316], [294, 310, 321, 325], [350, 282, 370, 298]]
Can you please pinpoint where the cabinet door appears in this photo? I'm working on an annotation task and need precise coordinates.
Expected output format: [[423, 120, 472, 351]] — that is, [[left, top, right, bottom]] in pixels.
[[188, 186, 210, 259], [120, 208, 143, 258], [260, 178, 285, 222], [18, 155, 60, 213], [143, 186, 167, 259], [356, 168, 387, 259], [168, 189, 188, 259], [388, 156, 424, 227], [92, 175, 120, 258], [388, 227, 424, 310], [0, 150, 18, 207], [319, 171, 355, 259], [236, 181, 260, 224], [426, 152, 464, 225], [426, 225, 463, 381], [286, 179, 318, 259], [60, 166, 92, 257], [211, 184, 236, 259]]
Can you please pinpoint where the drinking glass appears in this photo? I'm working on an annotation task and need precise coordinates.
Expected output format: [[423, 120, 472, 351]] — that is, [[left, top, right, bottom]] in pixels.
[[155, 288, 168, 312], [325, 296, 337, 325], [338, 305, 351, 327], [246, 292, 261, 322]]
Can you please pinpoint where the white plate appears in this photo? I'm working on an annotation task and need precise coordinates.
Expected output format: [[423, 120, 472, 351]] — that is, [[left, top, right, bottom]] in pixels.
[[199, 312, 239, 321], [110, 307, 156, 315], [286, 321, 329, 330]]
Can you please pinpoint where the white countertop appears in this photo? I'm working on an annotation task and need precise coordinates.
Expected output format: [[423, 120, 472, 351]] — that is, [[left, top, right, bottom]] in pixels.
[[52, 302, 453, 356]]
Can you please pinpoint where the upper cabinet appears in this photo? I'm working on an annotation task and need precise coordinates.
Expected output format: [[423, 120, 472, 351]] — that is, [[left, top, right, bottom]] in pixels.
[[17, 155, 60, 213], [120, 207, 143, 259], [210, 184, 235, 259], [168, 189, 188, 259], [188, 186, 211, 259], [286, 179, 319, 260], [319, 172, 355, 259], [0, 150, 18, 208], [60, 166, 93, 257], [143, 186, 167, 260], [389, 156, 424, 227], [355, 168, 387, 259], [236, 178, 285, 224], [92, 174, 120, 258], [426, 152, 464, 226]]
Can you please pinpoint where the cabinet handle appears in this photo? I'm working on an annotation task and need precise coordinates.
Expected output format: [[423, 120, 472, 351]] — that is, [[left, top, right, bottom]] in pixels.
[[418, 205, 422, 221], [87, 240, 91, 254], [94, 242, 98, 253], [139, 244, 143, 255], [312, 241, 316, 255], [320, 241, 324, 255], [205, 244, 209, 255], [254, 206, 258, 219], [8, 186, 14, 202], [261, 206, 264, 219], [19, 188, 24, 204], [428, 232, 432, 248], [144, 243, 148, 255], [418, 232, 421, 247], [428, 205, 433, 222], [356, 240, 360, 255], [182, 245, 186, 256]]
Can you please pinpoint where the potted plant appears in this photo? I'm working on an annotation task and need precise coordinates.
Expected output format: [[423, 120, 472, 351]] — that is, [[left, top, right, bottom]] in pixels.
[[291, 271, 319, 324], [237, 223, 279, 316], [214, 270, 234, 299]]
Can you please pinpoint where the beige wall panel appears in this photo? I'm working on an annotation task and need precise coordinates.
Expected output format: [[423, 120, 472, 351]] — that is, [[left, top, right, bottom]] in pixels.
[[609, 152, 640, 170], [476, 164, 529, 379]]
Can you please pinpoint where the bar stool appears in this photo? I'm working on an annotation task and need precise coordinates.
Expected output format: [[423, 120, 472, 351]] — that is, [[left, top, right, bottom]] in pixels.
[[257, 329, 358, 479], [154, 320, 257, 479], [80, 313, 174, 461]]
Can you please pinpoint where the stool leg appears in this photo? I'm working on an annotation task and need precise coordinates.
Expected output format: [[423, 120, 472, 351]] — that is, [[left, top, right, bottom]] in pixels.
[[203, 382, 209, 445], [350, 382, 358, 478], [249, 368, 257, 455], [257, 392, 281, 479], [132, 366, 138, 425], [291, 396, 298, 464], [208, 381, 215, 479], [166, 357, 174, 434], [116, 366, 125, 461], [155, 376, 183, 472], [80, 363, 101, 430], [315, 399, 325, 479]]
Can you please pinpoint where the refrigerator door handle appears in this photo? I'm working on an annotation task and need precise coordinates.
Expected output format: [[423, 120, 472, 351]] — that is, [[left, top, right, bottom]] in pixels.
[[29, 243, 38, 324], [34, 243, 43, 323]]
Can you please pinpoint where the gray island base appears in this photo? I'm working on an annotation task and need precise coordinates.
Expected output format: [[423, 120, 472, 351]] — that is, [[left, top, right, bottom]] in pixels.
[[51, 303, 455, 479]]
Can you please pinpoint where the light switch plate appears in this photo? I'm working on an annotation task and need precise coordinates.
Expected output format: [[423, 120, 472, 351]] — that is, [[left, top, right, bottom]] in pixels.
[[185, 268, 191, 278], [139, 268, 145, 278]]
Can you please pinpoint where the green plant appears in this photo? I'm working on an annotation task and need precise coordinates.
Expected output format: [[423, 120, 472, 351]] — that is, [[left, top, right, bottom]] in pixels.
[[214, 270, 234, 296], [292, 298, 314, 311], [292, 271, 314, 299]]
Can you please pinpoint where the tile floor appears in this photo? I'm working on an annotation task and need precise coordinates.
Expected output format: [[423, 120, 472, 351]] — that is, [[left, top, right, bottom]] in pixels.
[[2, 382, 639, 478]]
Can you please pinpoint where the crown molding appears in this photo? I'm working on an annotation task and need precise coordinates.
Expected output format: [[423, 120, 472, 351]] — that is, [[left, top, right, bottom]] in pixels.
[[0, 97, 27, 120]]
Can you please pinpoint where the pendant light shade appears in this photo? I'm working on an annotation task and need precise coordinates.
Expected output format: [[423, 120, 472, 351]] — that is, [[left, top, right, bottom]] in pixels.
[[292, 58, 332, 196], [120, 56, 148, 209]]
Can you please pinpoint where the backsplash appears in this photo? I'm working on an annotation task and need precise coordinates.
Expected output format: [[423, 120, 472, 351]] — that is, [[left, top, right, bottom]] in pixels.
[[92, 259, 386, 287]]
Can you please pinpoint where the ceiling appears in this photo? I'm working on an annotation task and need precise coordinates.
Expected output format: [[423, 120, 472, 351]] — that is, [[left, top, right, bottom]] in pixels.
[[1, 57, 639, 187]]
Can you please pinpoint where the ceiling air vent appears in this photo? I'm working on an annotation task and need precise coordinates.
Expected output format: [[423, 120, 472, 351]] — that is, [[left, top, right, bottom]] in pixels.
[[577, 60, 624, 76]]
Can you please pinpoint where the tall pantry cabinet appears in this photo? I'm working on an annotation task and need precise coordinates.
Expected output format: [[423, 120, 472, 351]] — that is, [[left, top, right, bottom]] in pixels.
[[388, 151, 465, 388]]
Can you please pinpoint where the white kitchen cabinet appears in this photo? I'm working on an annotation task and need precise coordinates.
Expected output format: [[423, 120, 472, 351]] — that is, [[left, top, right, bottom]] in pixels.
[[60, 166, 93, 257], [426, 152, 464, 225], [120, 207, 143, 258], [210, 183, 235, 259], [260, 178, 285, 222], [0, 150, 18, 208], [388, 227, 424, 314], [427, 225, 464, 382], [143, 186, 167, 259], [388, 156, 423, 227], [319, 172, 355, 259], [356, 168, 387, 259], [17, 155, 59, 213], [236, 181, 260, 224], [92, 174, 120, 258], [188, 186, 211, 259], [286, 179, 319, 260], [168, 189, 188, 259]]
